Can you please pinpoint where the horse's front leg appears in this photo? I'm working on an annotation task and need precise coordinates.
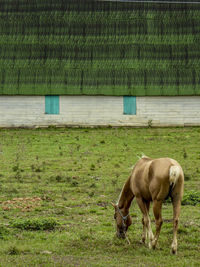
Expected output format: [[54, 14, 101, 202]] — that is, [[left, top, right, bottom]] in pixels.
[[152, 199, 163, 249], [136, 197, 154, 248], [141, 217, 147, 244], [141, 201, 150, 244]]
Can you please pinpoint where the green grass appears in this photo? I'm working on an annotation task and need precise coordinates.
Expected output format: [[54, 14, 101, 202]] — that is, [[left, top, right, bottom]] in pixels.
[[0, 127, 199, 266]]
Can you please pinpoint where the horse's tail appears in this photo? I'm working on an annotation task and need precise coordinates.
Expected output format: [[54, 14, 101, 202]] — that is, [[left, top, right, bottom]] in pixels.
[[169, 165, 181, 187]]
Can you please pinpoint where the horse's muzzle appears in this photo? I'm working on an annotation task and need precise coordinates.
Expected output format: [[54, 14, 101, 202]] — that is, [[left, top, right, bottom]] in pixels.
[[116, 230, 126, 239]]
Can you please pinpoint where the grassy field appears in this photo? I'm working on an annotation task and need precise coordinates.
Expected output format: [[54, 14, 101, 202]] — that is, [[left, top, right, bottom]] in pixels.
[[0, 127, 199, 267]]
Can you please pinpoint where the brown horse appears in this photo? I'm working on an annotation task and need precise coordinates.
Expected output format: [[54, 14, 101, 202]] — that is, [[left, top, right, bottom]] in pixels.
[[112, 156, 184, 254]]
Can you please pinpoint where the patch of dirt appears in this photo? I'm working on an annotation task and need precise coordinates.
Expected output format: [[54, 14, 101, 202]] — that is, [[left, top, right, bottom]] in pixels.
[[1, 197, 42, 212]]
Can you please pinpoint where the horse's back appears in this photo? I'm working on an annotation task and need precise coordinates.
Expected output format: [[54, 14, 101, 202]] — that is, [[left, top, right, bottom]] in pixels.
[[149, 158, 180, 180], [130, 157, 184, 201], [130, 157, 153, 200]]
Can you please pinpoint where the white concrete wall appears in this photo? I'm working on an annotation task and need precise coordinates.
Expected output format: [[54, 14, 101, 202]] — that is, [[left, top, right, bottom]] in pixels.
[[0, 95, 200, 127], [137, 96, 200, 126]]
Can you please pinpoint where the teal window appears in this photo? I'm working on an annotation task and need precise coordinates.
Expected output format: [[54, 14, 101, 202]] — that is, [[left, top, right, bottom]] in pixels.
[[45, 96, 59, 114], [123, 96, 136, 115]]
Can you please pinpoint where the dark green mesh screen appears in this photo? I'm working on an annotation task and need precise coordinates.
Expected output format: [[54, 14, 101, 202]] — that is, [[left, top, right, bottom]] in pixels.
[[0, 0, 200, 95]]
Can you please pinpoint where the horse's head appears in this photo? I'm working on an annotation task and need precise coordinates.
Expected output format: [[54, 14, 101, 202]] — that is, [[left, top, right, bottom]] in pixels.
[[112, 203, 132, 239]]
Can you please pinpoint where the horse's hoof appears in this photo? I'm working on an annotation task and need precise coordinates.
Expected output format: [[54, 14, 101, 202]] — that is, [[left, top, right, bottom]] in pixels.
[[152, 240, 156, 250], [171, 248, 177, 255], [148, 243, 153, 249], [171, 243, 177, 255]]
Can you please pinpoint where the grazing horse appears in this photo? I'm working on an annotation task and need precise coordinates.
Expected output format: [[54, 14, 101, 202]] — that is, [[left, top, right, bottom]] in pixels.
[[112, 156, 184, 254]]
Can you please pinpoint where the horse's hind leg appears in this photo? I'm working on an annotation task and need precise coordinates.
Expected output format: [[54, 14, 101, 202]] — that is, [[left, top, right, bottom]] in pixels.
[[136, 197, 154, 248], [152, 199, 163, 249], [171, 195, 182, 254]]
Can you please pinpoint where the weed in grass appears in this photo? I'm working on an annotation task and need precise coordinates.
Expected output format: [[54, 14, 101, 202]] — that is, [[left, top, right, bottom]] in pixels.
[[90, 183, 97, 188], [35, 167, 42, 173], [7, 245, 21, 255], [41, 195, 52, 202], [31, 164, 35, 171], [88, 191, 95, 198], [66, 176, 72, 183], [184, 173, 191, 181], [55, 175, 62, 182], [90, 164, 96, 171], [0, 226, 10, 240], [177, 227, 188, 234], [114, 163, 120, 168], [12, 165, 19, 172], [115, 172, 120, 178], [54, 209, 65, 215], [165, 190, 200, 206], [111, 179, 117, 186], [3, 214, 10, 219], [71, 181, 79, 187], [31, 164, 42, 173], [4, 186, 19, 195], [31, 156, 45, 173], [182, 191, 200, 206], [183, 148, 187, 159], [15, 171, 22, 182], [11, 218, 58, 231], [12, 153, 24, 181], [89, 209, 97, 214], [80, 233, 90, 241], [78, 211, 85, 215]]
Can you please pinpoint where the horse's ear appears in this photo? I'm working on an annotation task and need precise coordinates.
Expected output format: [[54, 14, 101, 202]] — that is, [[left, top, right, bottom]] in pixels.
[[111, 202, 116, 208]]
